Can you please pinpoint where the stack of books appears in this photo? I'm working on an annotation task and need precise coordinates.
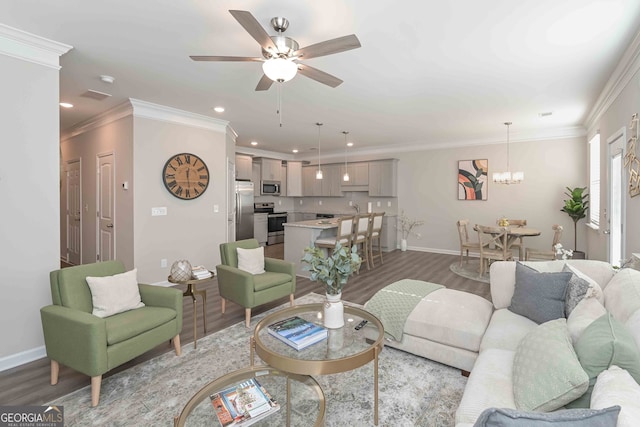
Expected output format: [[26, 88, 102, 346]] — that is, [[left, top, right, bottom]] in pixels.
[[210, 377, 280, 426], [267, 316, 328, 351], [191, 265, 212, 280]]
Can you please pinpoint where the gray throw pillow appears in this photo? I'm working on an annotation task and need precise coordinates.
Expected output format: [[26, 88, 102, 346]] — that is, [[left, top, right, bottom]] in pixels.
[[562, 265, 591, 317], [509, 262, 572, 324], [473, 406, 620, 427]]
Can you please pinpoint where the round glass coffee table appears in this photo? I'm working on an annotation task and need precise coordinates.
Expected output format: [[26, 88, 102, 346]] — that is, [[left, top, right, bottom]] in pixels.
[[251, 303, 384, 425], [174, 365, 325, 426]]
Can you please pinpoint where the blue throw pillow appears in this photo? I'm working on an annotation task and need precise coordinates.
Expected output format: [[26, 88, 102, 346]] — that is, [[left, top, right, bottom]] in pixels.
[[473, 406, 620, 426], [508, 262, 572, 324]]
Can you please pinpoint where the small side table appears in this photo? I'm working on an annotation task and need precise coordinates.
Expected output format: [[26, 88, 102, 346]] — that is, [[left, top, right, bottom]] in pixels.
[[168, 273, 211, 348]]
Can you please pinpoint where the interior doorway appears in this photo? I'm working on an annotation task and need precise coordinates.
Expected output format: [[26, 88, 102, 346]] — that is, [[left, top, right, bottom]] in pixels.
[[97, 152, 115, 262], [607, 128, 626, 267], [66, 159, 81, 265]]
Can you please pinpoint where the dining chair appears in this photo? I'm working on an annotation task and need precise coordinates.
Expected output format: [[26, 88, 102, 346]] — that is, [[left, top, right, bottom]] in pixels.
[[456, 219, 486, 266], [315, 216, 355, 250], [476, 225, 513, 276], [352, 214, 372, 271], [498, 219, 527, 259], [368, 212, 385, 267], [525, 224, 563, 261]]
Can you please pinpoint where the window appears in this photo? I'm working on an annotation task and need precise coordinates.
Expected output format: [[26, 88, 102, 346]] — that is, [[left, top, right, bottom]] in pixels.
[[589, 134, 600, 226]]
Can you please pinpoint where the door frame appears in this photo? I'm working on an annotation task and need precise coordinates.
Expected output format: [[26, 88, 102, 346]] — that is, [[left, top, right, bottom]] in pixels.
[[606, 126, 626, 266], [96, 151, 116, 262], [65, 158, 82, 265]]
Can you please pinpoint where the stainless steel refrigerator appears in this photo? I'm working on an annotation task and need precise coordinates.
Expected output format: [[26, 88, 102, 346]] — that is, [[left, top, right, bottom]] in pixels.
[[235, 181, 254, 240]]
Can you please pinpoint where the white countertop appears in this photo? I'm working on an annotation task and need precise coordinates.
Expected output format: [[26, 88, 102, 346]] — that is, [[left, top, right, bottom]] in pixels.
[[284, 219, 339, 229]]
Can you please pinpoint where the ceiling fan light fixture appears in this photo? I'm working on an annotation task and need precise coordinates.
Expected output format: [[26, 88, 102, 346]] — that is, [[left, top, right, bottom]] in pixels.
[[262, 57, 297, 82]]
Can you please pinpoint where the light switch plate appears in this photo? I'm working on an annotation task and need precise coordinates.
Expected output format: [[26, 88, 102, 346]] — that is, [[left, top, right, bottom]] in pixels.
[[151, 207, 167, 216], [377, 201, 381, 207], [213, 204, 219, 213], [387, 201, 392, 207], [319, 200, 323, 205]]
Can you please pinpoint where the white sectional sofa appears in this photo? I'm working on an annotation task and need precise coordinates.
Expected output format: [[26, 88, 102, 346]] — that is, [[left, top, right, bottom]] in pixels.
[[365, 259, 640, 426], [455, 260, 640, 426]]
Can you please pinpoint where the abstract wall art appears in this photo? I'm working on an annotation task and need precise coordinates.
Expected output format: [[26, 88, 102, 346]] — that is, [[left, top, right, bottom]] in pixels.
[[458, 159, 488, 200]]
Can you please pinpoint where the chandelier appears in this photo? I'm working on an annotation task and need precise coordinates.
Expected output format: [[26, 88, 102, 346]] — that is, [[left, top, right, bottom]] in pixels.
[[493, 122, 524, 184]]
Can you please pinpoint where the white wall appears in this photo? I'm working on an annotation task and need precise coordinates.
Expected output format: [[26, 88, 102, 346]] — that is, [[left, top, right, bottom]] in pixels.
[[0, 29, 70, 367]]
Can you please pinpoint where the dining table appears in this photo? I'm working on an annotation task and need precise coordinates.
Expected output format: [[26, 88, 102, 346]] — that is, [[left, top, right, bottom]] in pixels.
[[477, 225, 541, 260]]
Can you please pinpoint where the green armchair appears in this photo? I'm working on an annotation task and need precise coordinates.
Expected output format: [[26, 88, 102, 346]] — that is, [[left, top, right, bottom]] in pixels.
[[40, 261, 183, 406], [216, 239, 296, 327]]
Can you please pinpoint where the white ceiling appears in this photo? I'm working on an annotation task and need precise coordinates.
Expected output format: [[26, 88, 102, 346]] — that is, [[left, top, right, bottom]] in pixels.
[[3, 0, 640, 155]]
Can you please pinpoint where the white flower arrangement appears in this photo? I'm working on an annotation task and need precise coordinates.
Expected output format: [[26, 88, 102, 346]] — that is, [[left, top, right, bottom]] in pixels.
[[397, 210, 425, 240], [555, 243, 573, 260]]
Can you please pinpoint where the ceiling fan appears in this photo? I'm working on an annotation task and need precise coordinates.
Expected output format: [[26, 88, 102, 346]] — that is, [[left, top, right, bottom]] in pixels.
[[190, 10, 361, 91]]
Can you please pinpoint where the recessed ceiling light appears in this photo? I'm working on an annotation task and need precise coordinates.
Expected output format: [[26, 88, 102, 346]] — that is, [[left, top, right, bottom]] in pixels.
[[100, 75, 115, 84], [292, 149, 299, 153], [347, 142, 354, 147], [59, 102, 73, 108], [214, 106, 225, 113], [251, 141, 258, 146], [538, 111, 553, 118]]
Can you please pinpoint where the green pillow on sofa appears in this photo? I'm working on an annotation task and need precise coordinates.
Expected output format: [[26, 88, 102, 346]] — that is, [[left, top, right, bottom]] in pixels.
[[567, 312, 640, 408]]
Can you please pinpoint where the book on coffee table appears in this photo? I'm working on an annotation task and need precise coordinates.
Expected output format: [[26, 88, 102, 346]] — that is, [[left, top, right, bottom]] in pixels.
[[267, 316, 328, 351], [210, 377, 279, 426]]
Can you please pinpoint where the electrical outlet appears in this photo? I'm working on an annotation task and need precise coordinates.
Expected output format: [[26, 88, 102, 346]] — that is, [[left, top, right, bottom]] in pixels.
[[278, 200, 282, 205], [387, 201, 392, 207], [213, 204, 219, 213], [151, 207, 167, 216], [319, 200, 323, 205], [299, 200, 303, 205], [377, 201, 381, 207], [349, 201, 353, 206], [160, 259, 167, 268]]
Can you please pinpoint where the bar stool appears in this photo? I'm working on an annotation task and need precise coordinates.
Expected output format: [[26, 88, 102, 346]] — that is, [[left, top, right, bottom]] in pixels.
[[315, 216, 354, 250], [352, 214, 372, 271], [369, 212, 385, 267]]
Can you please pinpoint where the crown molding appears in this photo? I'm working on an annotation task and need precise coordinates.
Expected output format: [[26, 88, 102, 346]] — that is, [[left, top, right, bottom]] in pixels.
[[61, 101, 133, 141], [129, 98, 229, 133], [0, 24, 71, 69], [584, 29, 640, 131], [62, 98, 234, 140]]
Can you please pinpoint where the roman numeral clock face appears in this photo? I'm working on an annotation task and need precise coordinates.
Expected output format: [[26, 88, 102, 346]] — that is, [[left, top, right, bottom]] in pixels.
[[162, 153, 209, 200]]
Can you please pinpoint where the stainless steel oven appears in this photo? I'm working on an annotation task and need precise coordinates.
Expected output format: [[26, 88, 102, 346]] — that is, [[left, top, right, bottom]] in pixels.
[[254, 202, 287, 245]]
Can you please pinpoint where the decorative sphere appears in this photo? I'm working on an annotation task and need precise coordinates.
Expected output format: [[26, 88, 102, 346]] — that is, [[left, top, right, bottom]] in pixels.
[[170, 260, 192, 282]]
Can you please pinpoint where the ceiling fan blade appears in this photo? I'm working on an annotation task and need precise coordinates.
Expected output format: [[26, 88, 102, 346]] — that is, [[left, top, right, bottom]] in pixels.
[[297, 64, 343, 88], [255, 74, 274, 91], [190, 56, 263, 62], [293, 34, 361, 60], [229, 10, 277, 52]]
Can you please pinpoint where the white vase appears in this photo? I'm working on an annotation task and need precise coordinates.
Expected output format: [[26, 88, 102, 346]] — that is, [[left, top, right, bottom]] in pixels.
[[324, 292, 344, 329], [401, 239, 408, 252]]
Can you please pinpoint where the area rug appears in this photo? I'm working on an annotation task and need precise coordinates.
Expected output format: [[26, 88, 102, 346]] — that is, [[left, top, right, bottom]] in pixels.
[[48, 293, 466, 426], [449, 260, 489, 284]]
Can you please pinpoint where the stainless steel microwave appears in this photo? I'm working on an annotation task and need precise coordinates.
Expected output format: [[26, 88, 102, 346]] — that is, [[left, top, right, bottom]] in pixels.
[[261, 180, 281, 196]]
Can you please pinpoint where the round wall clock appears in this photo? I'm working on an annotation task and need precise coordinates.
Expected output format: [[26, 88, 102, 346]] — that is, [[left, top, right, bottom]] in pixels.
[[162, 153, 209, 200]]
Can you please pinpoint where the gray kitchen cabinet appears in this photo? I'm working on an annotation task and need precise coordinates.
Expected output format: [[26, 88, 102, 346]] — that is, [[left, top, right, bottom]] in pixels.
[[321, 164, 343, 197], [368, 160, 398, 197], [252, 163, 260, 186], [341, 162, 369, 187], [302, 165, 322, 196], [235, 154, 253, 181], [280, 164, 287, 197], [286, 161, 303, 197], [260, 158, 282, 182]]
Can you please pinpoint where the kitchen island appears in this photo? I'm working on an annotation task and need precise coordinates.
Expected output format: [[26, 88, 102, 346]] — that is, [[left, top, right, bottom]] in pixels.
[[284, 219, 338, 278]]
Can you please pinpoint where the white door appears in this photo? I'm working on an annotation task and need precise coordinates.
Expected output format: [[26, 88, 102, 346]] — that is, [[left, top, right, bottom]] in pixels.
[[97, 153, 115, 262], [66, 159, 81, 265], [227, 158, 236, 242], [607, 130, 625, 267]]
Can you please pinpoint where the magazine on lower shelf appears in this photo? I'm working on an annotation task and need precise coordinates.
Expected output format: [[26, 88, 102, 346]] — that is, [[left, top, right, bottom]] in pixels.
[[210, 377, 280, 427], [267, 316, 328, 350]]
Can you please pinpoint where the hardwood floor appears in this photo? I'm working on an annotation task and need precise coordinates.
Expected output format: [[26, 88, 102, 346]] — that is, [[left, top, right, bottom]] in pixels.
[[0, 248, 486, 406]]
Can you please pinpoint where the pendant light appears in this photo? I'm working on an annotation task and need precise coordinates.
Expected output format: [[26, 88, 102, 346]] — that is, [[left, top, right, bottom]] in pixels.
[[493, 122, 524, 184], [342, 131, 350, 181], [316, 123, 323, 180]]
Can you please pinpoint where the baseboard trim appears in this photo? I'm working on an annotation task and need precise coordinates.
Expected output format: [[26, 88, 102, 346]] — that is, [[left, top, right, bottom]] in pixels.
[[0, 346, 46, 372]]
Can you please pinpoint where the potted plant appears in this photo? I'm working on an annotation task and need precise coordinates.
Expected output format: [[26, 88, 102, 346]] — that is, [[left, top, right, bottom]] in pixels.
[[301, 242, 361, 328], [560, 186, 588, 258], [397, 210, 425, 251]]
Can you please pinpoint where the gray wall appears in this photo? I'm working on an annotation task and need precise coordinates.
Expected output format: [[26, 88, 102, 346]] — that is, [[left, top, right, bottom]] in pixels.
[[0, 37, 67, 364]]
